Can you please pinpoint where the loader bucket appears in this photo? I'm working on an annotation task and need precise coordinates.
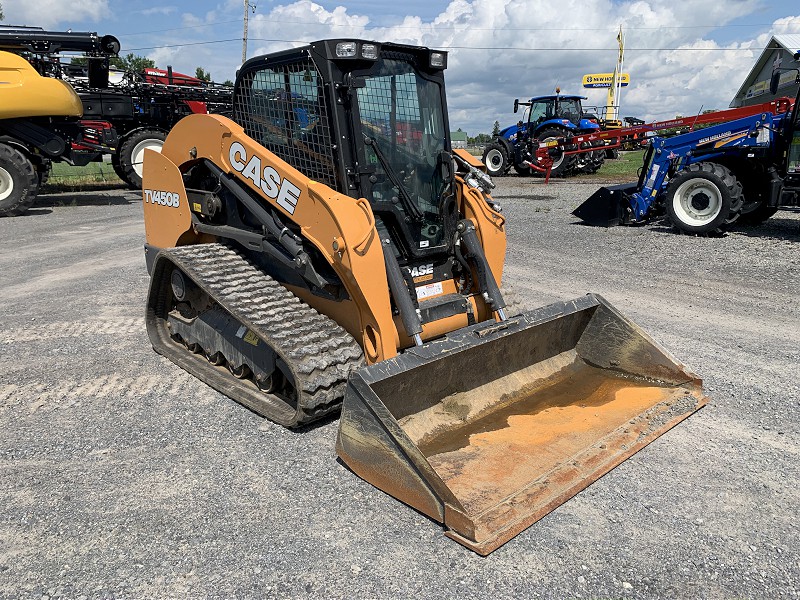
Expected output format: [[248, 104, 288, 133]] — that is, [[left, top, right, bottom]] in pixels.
[[336, 294, 706, 555], [572, 183, 636, 226]]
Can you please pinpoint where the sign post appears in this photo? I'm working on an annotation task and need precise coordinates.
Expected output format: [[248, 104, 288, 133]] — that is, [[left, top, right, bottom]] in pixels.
[[582, 27, 628, 122]]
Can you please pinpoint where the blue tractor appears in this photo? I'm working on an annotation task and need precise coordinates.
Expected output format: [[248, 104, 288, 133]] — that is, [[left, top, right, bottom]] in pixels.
[[482, 93, 602, 177], [573, 70, 800, 235]]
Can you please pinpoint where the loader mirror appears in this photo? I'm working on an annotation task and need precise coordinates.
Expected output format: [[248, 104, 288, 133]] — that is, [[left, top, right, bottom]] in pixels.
[[770, 71, 781, 95], [513, 99, 519, 113]]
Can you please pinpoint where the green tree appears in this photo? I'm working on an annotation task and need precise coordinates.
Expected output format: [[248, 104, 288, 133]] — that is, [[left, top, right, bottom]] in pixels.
[[195, 67, 211, 82], [492, 120, 500, 137], [468, 132, 492, 145], [71, 52, 155, 73], [117, 53, 156, 73], [223, 79, 234, 86], [0, 2, 4, 21]]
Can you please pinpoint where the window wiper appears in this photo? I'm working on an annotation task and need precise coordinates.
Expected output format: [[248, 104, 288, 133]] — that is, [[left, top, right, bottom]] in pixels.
[[363, 135, 424, 222]]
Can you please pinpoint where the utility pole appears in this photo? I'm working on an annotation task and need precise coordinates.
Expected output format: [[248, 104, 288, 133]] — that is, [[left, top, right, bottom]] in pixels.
[[242, 1, 255, 64]]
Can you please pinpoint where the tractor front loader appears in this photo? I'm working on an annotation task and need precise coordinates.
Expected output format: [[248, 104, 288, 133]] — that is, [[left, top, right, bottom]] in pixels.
[[142, 40, 706, 554]]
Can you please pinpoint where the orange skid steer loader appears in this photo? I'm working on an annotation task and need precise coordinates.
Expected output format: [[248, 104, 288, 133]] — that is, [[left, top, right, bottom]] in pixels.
[[141, 40, 706, 554]]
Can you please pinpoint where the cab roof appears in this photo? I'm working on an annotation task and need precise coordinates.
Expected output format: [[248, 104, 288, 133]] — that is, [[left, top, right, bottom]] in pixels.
[[529, 94, 587, 102]]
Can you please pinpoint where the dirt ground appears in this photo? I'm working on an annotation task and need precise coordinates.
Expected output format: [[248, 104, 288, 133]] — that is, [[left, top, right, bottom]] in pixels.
[[0, 181, 798, 599]]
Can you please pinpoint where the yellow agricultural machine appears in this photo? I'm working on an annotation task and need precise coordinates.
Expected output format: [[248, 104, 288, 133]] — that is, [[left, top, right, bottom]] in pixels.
[[142, 40, 706, 554], [0, 26, 120, 216]]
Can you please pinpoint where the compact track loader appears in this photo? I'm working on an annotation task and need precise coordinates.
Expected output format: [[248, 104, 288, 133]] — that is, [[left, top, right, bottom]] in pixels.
[[142, 40, 706, 554]]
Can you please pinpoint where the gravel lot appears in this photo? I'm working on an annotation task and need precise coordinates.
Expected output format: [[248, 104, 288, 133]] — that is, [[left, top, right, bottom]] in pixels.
[[1, 179, 798, 599]]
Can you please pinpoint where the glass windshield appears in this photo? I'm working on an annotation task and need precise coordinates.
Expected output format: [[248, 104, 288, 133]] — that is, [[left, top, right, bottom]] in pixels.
[[529, 100, 554, 123], [355, 58, 448, 250], [556, 98, 582, 123]]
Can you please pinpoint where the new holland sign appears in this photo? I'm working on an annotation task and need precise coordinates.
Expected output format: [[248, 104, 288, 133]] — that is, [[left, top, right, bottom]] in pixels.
[[582, 73, 630, 88]]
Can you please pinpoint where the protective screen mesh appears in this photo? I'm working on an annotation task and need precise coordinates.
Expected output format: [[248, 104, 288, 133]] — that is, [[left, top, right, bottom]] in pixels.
[[234, 60, 337, 188], [354, 57, 447, 247]]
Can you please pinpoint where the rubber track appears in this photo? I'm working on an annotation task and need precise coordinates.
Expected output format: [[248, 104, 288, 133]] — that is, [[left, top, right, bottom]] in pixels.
[[147, 243, 365, 427]]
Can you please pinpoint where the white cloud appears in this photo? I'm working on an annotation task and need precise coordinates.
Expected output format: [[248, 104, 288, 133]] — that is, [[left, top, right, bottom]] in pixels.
[[148, 0, 799, 133], [248, 0, 371, 55], [1, 0, 111, 28], [772, 15, 800, 35]]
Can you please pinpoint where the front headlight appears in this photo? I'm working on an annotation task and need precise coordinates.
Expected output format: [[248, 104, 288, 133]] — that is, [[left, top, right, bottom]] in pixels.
[[430, 51, 446, 68], [362, 43, 379, 60], [336, 42, 357, 57]]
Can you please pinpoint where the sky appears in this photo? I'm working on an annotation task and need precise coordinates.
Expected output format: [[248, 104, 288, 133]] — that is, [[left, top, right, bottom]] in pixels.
[[2, 0, 799, 134]]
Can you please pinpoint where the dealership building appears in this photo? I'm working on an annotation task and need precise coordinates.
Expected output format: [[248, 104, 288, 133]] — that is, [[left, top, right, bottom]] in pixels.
[[731, 34, 800, 108]]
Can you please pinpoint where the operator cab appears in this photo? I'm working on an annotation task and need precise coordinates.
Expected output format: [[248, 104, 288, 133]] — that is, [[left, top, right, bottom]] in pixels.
[[233, 39, 454, 265], [769, 51, 800, 197]]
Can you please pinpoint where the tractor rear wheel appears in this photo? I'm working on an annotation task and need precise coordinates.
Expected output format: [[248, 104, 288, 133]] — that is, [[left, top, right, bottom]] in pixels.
[[111, 153, 127, 184], [665, 163, 740, 234], [481, 143, 509, 177], [536, 127, 576, 177], [737, 202, 779, 224], [513, 162, 532, 176], [578, 141, 605, 174], [118, 129, 167, 189], [0, 143, 39, 217]]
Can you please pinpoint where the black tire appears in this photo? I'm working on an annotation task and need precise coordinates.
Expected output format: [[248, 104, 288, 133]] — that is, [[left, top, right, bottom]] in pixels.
[[481, 142, 509, 177], [574, 143, 591, 173], [590, 145, 606, 172], [605, 147, 620, 160], [536, 127, 576, 177], [111, 153, 127, 184], [118, 129, 167, 189], [576, 141, 605, 174], [737, 202, 779, 225], [35, 159, 50, 187], [591, 140, 607, 171], [0, 143, 39, 217], [513, 162, 533, 176], [734, 168, 779, 225], [665, 162, 740, 234]]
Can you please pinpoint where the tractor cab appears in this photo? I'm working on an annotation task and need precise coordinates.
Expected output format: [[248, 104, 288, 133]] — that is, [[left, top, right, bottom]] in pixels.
[[785, 97, 800, 190], [514, 93, 600, 136], [769, 52, 800, 200]]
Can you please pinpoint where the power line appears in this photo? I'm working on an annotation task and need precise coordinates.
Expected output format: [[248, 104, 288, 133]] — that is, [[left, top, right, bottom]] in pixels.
[[126, 39, 243, 51], [115, 20, 242, 36], [125, 38, 780, 52], [115, 16, 800, 37], [439, 45, 771, 51]]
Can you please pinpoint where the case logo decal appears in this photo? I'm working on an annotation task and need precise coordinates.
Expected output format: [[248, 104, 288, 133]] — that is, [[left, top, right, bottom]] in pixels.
[[229, 142, 301, 215]]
